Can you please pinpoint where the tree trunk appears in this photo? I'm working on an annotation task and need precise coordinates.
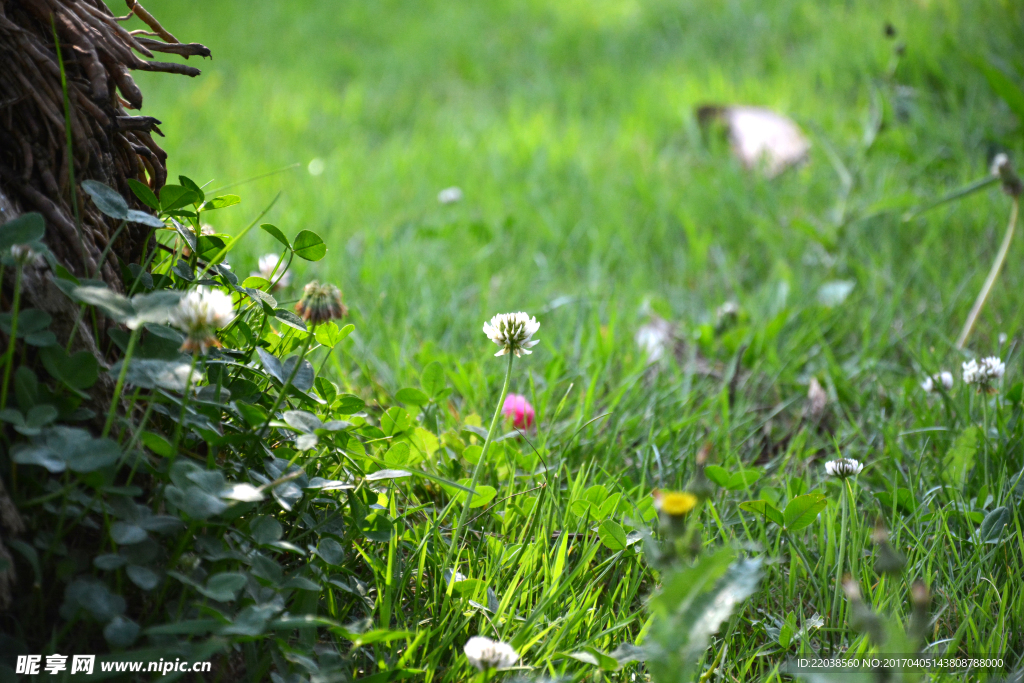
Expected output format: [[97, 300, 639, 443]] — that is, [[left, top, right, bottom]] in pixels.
[[0, 1, 207, 607], [0, 0, 208, 287]]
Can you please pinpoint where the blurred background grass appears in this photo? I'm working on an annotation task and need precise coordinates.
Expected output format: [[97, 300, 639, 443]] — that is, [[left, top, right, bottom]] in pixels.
[[102, 4, 1024, 673], [130, 0, 1022, 382]]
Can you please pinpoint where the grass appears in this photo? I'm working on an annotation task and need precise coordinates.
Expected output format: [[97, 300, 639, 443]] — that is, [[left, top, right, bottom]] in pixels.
[[132, 0, 1024, 361], [21, 0, 1024, 679]]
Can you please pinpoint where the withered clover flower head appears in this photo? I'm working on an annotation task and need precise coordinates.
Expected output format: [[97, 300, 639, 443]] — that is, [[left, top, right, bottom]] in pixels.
[[170, 286, 235, 354], [825, 457, 863, 479], [872, 518, 907, 575], [295, 281, 347, 326], [991, 153, 1023, 197], [483, 312, 540, 357]]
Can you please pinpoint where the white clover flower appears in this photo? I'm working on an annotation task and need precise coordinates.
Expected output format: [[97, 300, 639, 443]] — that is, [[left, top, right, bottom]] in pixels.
[[464, 636, 518, 671], [170, 286, 235, 354], [825, 458, 863, 479], [252, 253, 292, 288], [921, 371, 953, 393], [156, 363, 204, 393], [635, 318, 672, 363], [961, 360, 978, 384], [716, 301, 739, 317], [715, 301, 740, 329], [991, 153, 1010, 178], [438, 186, 463, 205], [962, 357, 1005, 387], [444, 568, 467, 585], [9, 243, 41, 267], [483, 312, 540, 357]]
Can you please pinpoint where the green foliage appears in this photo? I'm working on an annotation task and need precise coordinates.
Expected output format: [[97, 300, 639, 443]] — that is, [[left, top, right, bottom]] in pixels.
[[82, 180, 165, 227], [292, 230, 327, 261], [977, 57, 1024, 122], [783, 493, 828, 531], [645, 549, 762, 682], [945, 426, 979, 486], [3, 0, 1024, 678], [0, 213, 45, 251], [706, 465, 762, 491]]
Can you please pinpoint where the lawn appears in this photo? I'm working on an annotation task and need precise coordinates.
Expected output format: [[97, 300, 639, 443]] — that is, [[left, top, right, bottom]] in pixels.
[[11, 0, 1024, 680], [133, 0, 1023, 364]]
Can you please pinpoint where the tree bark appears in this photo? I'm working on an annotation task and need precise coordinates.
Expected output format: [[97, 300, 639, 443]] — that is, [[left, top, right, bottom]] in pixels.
[[0, 2, 207, 605], [0, 0, 208, 290]]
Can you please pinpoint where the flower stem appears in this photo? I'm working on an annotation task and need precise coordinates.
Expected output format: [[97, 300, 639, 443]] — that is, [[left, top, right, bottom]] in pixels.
[[124, 400, 156, 487], [442, 352, 514, 581], [981, 395, 992, 490], [169, 351, 200, 464], [831, 482, 849, 631], [957, 196, 1019, 349], [844, 479, 857, 579], [0, 264, 23, 411], [102, 326, 142, 438]]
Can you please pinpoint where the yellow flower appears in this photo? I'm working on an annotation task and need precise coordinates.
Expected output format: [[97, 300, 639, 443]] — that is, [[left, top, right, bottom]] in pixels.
[[656, 491, 697, 516]]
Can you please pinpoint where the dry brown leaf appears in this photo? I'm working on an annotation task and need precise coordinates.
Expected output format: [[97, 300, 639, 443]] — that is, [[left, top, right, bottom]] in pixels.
[[806, 377, 829, 421]]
